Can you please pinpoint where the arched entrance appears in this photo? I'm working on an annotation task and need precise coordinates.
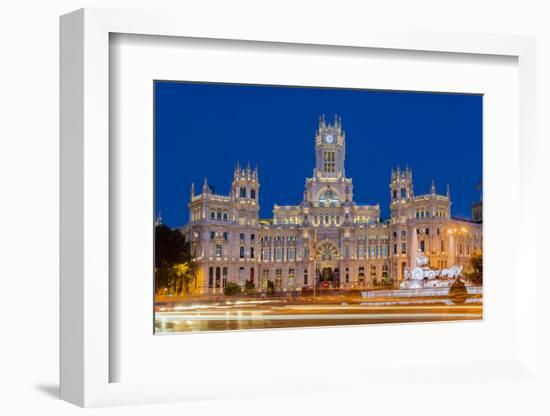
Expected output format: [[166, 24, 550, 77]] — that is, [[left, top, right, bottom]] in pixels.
[[316, 240, 340, 288]]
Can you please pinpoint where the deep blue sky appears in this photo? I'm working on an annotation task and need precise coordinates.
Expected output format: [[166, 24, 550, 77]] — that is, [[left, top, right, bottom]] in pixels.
[[155, 81, 482, 227]]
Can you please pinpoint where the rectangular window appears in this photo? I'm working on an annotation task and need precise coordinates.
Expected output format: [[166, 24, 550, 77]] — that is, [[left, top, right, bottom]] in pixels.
[[250, 189, 256, 199], [275, 269, 282, 289], [210, 231, 215, 239], [420, 240, 425, 252], [262, 269, 269, 289], [287, 247, 295, 261], [304, 269, 308, 286], [288, 268, 295, 289], [215, 244, 222, 257], [369, 245, 376, 258], [250, 247, 255, 259], [401, 243, 406, 254]]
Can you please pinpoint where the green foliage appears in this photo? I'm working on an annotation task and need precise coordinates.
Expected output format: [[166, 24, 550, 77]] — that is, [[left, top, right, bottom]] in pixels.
[[244, 280, 256, 295], [155, 225, 196, 296], [155, 225, 188, 268], [224, 282, 242, 296], [464, 250, 483, 285]]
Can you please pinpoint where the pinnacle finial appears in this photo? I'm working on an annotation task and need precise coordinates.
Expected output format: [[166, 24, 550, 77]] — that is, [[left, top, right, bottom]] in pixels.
[[431, 179, 436, 194], [155, 211, 162, 226]]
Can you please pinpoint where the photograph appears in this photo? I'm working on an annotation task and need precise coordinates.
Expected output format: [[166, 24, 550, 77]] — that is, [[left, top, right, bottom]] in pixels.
[[154, 81, 483, 333]]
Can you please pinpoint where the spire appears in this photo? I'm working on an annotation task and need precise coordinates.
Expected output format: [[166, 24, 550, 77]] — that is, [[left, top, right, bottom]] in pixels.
[[446, 183, 451, 199], [155, 211, 162, 226], [431, 179, 436, 194], [203, 177, 209, 194], [190, 182, 195, 199], [318, 114, 326, 132]]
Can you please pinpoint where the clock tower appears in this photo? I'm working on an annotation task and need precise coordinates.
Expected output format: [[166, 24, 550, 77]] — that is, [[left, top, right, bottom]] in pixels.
[[314, 114, 346, 179]]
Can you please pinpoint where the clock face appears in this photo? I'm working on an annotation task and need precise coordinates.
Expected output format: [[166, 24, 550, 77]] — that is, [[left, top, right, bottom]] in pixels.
[[325, 134, 334, 144]]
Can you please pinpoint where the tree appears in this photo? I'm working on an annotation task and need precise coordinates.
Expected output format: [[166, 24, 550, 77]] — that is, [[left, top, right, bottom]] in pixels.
[[224, 282, 242, 296], [155, 224, 196, 295], [244, 280, 255, 295], [155, 225, 187, 268], [464, 251, 483, 285]]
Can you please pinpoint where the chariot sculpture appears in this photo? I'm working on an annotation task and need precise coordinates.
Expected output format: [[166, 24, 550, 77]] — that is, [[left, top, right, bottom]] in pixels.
[[400, 250, 463, 289]]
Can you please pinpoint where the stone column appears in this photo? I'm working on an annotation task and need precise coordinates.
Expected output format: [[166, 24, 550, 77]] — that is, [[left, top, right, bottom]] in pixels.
[[409, 227, 418, 269], [447, 233, 455, 267]]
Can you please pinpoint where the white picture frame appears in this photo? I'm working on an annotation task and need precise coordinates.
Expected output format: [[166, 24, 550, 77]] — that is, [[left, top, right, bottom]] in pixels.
[[60, 7, 538, 408]]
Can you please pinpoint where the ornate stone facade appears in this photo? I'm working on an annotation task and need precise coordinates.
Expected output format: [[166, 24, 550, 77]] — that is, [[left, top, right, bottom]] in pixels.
[[183, 116, 482, 294]]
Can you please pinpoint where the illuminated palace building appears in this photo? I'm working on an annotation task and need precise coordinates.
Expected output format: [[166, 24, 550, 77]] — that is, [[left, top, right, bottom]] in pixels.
[[184, 116, 482, 293]]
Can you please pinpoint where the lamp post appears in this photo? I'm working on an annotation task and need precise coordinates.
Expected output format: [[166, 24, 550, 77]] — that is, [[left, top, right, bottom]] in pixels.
[[313, 229, 317, 304]]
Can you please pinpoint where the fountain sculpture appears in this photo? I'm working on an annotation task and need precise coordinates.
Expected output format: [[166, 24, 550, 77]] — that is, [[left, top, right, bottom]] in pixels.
[[399, 250, 463, 289]]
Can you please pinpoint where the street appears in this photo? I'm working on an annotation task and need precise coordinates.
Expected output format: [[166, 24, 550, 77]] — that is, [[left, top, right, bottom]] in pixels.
[[155, 301, 482, 333]]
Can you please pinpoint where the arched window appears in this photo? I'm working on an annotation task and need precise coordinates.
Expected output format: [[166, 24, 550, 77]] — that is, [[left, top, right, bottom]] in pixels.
[[217, 210, 221, 220], [223, 232, 228, 241], [223, 212, 228, 221], [400, 188, 407, 198], [250, 189, 256, 199], [239, 187, 246, 198], [222, 267, 228, 288], [239, 233, 245, 241], [240, 246, 245, 258], [208, 267, 214, 288], [210, 211, 215, 220], [215, 267, 221, 288]]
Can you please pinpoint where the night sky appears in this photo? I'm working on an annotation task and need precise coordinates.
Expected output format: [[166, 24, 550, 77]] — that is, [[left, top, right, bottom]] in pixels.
[[155, 82, 482, 228]]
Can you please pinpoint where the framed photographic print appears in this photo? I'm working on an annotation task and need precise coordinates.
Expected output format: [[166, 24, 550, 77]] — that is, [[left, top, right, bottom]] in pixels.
[[60, 7, 538, 409]]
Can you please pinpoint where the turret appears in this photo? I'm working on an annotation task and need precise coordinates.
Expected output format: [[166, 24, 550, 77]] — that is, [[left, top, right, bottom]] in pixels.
[[390, 165, 414, 203], [231, 161, 260, 203]]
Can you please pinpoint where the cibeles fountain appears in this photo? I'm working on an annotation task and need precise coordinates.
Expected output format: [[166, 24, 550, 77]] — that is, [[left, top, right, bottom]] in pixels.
[[400, 250, 463, 289]]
